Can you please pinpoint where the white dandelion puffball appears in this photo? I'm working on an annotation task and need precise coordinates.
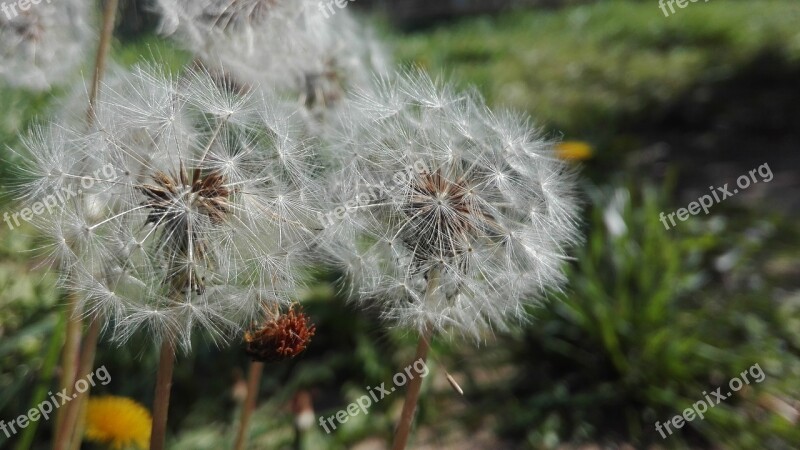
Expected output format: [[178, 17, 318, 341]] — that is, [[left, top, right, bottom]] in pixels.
[[18, 64, 321, 350], [155, 0, 390, 125], [0, 0, 92, 91], [322, 71, 581, 339]]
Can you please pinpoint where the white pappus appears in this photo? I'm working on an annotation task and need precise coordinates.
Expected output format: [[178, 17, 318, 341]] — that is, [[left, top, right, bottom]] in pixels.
[[321, 70, 582, 340], [16, 64, 323, 351], [0, 0, 92, 91]]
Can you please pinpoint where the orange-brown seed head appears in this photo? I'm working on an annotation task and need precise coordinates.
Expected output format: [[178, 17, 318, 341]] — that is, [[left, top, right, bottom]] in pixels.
[[244, 306, 316, 363]]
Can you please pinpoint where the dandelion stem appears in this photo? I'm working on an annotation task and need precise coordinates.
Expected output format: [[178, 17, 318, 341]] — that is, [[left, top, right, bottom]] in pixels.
[[70, 317, 103, 450], [233, 361, 265, 450], [52, 296, 81, 450], [392, 272, 438, 450], [391, 328, 432, 450], [87, 0, 119, 124], [52, 0, 118, 446], [149, 340, 176, 450], [66, 319, 102, 450]]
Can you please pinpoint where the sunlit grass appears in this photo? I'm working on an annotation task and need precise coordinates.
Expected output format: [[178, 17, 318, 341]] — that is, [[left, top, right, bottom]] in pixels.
[[392, 0, 800, 134]]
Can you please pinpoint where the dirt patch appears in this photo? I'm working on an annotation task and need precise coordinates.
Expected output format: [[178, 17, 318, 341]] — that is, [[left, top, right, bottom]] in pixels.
[[628, 51, 800, 214]]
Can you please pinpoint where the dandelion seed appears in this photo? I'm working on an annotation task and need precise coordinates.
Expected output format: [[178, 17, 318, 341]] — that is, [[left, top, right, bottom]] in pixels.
[[445, 372, 464, 395]]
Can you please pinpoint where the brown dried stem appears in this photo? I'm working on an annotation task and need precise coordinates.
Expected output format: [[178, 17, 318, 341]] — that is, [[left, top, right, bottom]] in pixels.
[[391, 271, 438, 450], [233, 361, 265, 450], [149, 340, 176, 450], [391, 328, 433, 450]]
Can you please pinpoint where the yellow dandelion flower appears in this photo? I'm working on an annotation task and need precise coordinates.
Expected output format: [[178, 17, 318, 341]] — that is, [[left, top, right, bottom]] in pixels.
[[556, 140, 594, 161], [84, 396, 151, 449]]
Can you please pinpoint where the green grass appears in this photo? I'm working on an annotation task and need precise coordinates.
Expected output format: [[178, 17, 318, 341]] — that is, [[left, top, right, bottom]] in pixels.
[[391, 0, 800, 136], [113, 35, 191, 73]]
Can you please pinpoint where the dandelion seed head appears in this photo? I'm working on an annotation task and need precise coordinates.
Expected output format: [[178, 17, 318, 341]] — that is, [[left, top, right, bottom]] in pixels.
[[324, 70, 582, 340], [155, 0, 391, 129], [20, 65, 321, 351], [0, 0, 92, 90], [244, 304, 316, 362]]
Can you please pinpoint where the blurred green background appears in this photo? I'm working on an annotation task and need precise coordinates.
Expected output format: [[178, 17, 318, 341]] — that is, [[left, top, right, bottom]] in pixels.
[[1, 0, 799, 449]]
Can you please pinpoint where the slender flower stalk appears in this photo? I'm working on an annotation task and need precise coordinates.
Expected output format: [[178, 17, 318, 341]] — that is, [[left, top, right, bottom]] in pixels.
[[150, 340, 176, 450], [86, 0, 119, 123], [63, 320, 101, 450], [323, 70, 581, 448], [52, 297, 81, 446], [50, 1, 119, 447], [392, 332, 431, 450], [233, 361, 264, 450], [392, 303, 434, 450]]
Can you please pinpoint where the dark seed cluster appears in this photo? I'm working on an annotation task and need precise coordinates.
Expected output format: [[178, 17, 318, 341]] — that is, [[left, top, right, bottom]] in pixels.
[[403, 169, 496, 262], [138, 163, 234, 295], [1, 11, 45, 43], [200, 0, 279, 31]]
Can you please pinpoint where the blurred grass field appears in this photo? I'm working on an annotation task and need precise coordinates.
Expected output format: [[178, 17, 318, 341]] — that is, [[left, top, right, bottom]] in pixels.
[[1, 1, 799, 449]]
